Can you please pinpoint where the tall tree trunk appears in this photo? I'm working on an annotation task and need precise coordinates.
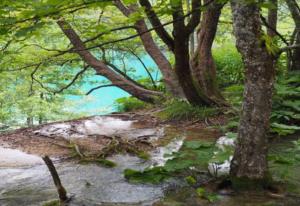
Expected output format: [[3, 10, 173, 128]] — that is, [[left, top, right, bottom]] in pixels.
[[286, 0, 300, 71], [267, 0, 278, 37], [57, 20, 162, 103], [191, 1, 226, 106], [172, 1, 211, 105], [114, 0, 185, 98], [230, 0, 275, 182]]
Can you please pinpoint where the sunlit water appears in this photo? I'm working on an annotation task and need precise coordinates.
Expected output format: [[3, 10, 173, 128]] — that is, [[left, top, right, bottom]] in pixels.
[[68, 56, 160, 115]]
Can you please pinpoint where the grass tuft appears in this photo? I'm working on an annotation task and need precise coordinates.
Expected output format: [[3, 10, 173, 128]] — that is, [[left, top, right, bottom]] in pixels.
[[158, 99, 220, 121]]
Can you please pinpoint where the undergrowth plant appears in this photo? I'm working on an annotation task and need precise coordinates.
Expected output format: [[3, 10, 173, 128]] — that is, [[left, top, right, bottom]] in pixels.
[[213, 44, 244, 87], [222, 72, 300, 136], [158, 99, 220, 121], [115, 97, 150, 112], [123, 139, 232, 184], [271, 72, 300, 135]]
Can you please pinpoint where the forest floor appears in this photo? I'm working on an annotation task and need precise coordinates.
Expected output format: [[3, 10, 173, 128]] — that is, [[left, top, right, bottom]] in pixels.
[[0, 108, 227, 160]]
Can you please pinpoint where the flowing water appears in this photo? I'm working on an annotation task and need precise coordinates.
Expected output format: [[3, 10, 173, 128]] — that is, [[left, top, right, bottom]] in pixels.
[[0, 116, 185, 206], [1, 117, 300, 206]]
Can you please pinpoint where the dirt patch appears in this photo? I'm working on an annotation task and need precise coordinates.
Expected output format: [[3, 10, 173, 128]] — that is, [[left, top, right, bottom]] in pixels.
[[0, 111, 228, 160], [0, 113, 162, 159]]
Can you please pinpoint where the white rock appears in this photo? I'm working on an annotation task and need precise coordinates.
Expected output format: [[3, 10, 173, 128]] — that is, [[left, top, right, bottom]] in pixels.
[[208, 156, 233, 177], [151, 137, 184, 167], [216, 136, 235, 151], [0, 147, 43, 168]]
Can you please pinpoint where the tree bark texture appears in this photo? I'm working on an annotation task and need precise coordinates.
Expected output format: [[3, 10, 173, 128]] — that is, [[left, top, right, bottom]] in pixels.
[[230, 0, 275, 180], [267, 0, 278, 37], [57, 20, 162, 103], [191, 1, 226, 106]]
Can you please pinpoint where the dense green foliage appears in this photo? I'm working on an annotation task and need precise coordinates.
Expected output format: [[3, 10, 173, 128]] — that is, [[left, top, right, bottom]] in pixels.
[[213, 44, 244, 87], [222, 72, 300, 136], [271, 72, 300, 135]]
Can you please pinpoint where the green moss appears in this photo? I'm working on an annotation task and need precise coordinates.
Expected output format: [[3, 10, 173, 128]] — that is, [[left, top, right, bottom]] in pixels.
[[42, 200, 60, 206], [79, 158, 117, 168], [124, 167, 170, 184], [136, 151, 151, 160], [185, 176, 197, 185], [123, 139, 215, 184]]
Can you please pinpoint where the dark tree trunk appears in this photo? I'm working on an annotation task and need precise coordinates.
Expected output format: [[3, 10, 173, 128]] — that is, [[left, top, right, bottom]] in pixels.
[[230, 0, 275, 182], [27, 117, 33, 127], [172, 1, 211, 105], [139, 0, 215, 106], [286, 0, 300, 71], [191, 1, 226, 106], [57, 20, 162, 103]]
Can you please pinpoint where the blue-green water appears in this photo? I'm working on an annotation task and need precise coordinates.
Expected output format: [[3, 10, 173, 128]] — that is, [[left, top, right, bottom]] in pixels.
[[69, 56, 160, 115]]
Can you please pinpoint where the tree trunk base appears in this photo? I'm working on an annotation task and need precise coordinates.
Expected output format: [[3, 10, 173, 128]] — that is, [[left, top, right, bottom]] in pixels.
[[230, 175, 272, 191]]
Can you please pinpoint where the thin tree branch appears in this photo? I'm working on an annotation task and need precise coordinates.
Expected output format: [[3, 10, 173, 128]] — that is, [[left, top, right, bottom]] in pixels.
[[100, 47, 148, 89], [129, 49, 156, 88], [83, 25, 136, 44], [54, 65, 89, 94], [260, 14, 289, 45], [139, 0, 175, 51], [279, 44, 300, 53], [86, 84, 115, 95]]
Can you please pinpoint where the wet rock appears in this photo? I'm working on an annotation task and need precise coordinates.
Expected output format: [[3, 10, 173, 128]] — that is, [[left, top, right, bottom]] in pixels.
[[0, 147, 43, 168], [208, 134, 236, 177], [216, 135, 235, 151]]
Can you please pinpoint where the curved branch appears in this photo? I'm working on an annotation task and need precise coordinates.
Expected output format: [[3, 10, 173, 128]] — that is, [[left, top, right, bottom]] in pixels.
[[260, 14, 289, 45], [86, 84, 115, 95], [100, 47, 148, 89], [139, 0, 175, 51], [57, 19, 162, 102], [54, 65, 89, 94], [129, 50, 156, 88]]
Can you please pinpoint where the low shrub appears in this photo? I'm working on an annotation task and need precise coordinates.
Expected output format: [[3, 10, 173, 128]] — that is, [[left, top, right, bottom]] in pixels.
[[158, 99, 220, 121], [115, 97, 149, 112]]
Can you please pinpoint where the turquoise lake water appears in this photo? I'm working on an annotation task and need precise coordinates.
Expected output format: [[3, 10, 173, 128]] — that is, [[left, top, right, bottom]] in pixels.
[[69, 56, 160, 115]]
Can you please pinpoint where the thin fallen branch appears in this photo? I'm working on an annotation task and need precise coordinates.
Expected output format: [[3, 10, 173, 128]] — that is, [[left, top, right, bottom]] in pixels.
[[42, 156, 69, 203]]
